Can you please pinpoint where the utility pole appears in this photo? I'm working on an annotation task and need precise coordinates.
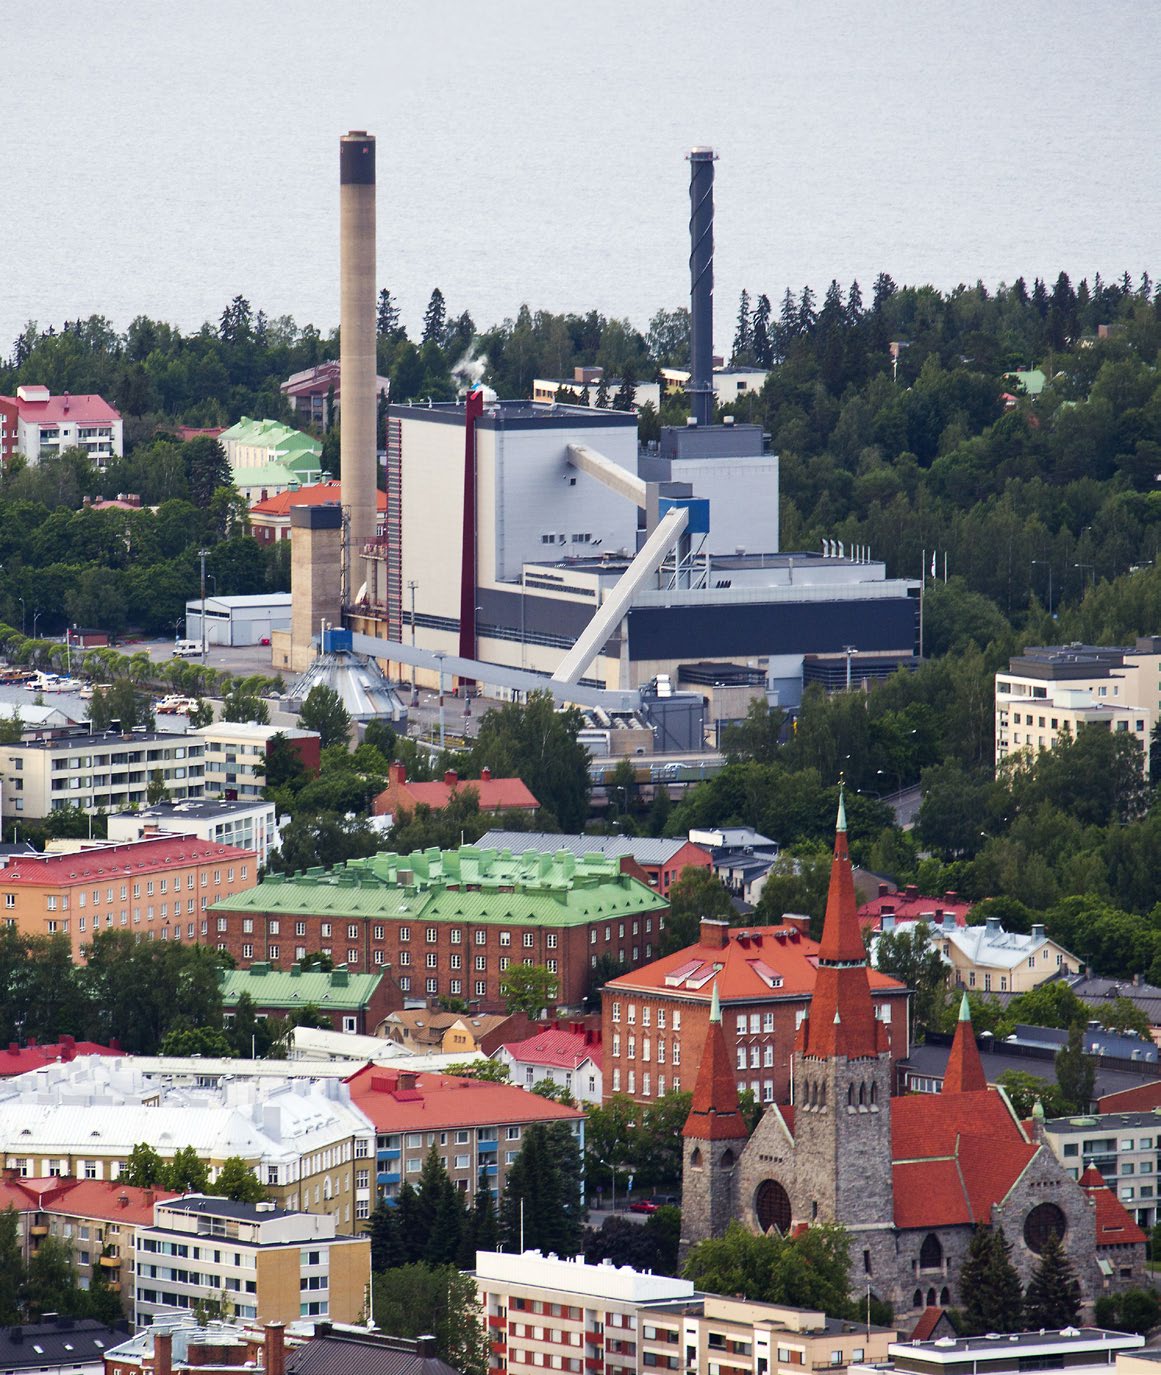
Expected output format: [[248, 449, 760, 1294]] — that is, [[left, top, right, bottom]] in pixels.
[[198, 547, 209, 660]]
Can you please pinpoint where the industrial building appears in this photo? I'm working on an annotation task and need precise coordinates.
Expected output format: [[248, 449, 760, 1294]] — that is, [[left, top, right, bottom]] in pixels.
[[278, 136, 919, 711]]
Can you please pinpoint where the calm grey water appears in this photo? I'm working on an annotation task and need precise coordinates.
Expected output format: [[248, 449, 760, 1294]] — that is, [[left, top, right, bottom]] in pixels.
[[2, 1, 1158, 350]]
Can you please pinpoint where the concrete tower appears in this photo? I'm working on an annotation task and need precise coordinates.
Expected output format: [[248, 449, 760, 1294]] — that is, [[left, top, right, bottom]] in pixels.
[[792, 792, 895, 1230], [339, 130, 378, 560]]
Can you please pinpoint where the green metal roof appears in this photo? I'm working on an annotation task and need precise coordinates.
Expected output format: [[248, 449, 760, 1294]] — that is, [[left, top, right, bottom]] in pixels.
[[220, 416, 323, 456], [214, 845, 668, 926], [220, 963, 383, 1010]]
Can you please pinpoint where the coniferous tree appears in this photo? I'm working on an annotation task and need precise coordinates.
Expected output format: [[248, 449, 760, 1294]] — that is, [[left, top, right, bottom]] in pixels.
[[377, 288, 402, 340], [501, 1123, 583, 1257], [414, 1146, 448, 1242], [395, 1182, 423, 1264], [797, 285, 817, 334], [751, 294, 772, 367], [426, 1175, 467, 1266], [612, 361, 637, 412], [1024, 1233, 1081, 1329], [960, 1226, 1022, 1334], [422, 288, 447, 345], [367, 1199, 406, 1272], [468, 1173, 498, 1259], [0, 1207, 21, 1324], [595, 374, 610, 408], [846, 280, 864, 324], [733, 289, 752, 361], [1055, 1023, 1095, 1112]]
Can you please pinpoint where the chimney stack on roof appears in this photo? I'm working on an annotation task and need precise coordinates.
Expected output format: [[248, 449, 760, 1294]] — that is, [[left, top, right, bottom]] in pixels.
[[264, 1324, 286, 1375], [700, 918, 730, 950], [154, 1330, 173, 1375]]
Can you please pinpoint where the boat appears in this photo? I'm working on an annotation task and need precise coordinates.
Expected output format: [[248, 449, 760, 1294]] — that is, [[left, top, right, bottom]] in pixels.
[[155, 694, 198, 715]]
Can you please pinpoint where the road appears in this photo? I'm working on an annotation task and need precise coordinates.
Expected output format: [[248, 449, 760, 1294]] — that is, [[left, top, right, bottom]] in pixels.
[[886, 785, 922, 829]]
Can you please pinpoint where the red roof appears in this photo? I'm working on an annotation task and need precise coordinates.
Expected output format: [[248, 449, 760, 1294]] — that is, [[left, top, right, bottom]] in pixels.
[[683, 987, 749, 1141], [0, 1177, 176, 1224], [942, 997, 987, 1094], [251, 480, 387, 518], [0, 1038, 119, 1077], [890, 1089, 1037, 1228], [910, 1309, 948, 1341], [798, 807, 891, 1061], [3, 392, 121, 425], [0, 835, 255, 887], [502, 1028, 602, 1073], [607, 921, 905, 1006], [1079, 1165, 1147, 1246], [858, 889, 973, 932], [373, 764, 539, 817], [344, 1063, 584, 1131], [1098, 1082, 1161, 1113]]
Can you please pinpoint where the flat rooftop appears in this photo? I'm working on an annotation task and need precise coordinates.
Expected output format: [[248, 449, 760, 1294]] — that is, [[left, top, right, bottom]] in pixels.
[[389, 399, 636, 430], [113, 798, 272, 821]]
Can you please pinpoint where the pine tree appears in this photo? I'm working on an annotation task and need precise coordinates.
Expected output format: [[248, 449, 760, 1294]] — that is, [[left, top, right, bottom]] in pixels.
[[733, 289, 752, 361], [960, 1226, 1023, 1335], [1055, 1023, 1095, 1112], [595, 375, 610, 408], [368, 1200, 406, 1272], [472, 1172, 498, 1254], [377, 287, 402, 340], [426, 1176, 467, 1266], [776, 288, 798, 357], [1024, 1233, 1081, 1329], [872, 273, 897, 312], [846, 280, 864, 324], [613, 361, 637, 412], [797, 285, 817, 334], [421, 288, 447, 345], [414, 1146, 448, 1241], [395, 1182, 423, 1264], [751, 294, 772, 367], [0, 1207, 21, 1324]]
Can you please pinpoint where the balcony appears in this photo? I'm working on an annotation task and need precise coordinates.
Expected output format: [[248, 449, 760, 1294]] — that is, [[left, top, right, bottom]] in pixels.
[[377, 1147, 401, 1160], [477, 1138, 498, 1152], [377, 1171, 401, 1186], [99, 1253, 121, 1268], [585, 1360, 604, 1371], [488, 1316, 507, 1331], [30, 1225, 48, 1237]]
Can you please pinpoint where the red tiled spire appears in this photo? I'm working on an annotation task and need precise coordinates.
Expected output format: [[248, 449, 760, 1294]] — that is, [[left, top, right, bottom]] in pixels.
[[798, 791, 888, 1061], [683, 981, 749, 1140], [943, 992, 987, 1094]]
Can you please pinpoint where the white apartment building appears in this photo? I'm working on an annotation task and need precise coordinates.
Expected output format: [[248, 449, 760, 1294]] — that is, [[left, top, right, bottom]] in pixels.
[[0, 385, 123, 466], [995, 641, 1160, 773], [106, 797, 280, 867], [1042, 1110, 1161, 1229], [0, 1058, 375, 1230], [190, 722, 319, 801], [134, 1195, 369, 1327], [0, 728, 205, 819]]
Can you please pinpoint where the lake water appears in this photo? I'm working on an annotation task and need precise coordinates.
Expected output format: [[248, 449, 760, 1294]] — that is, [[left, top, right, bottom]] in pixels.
[[2, 1, 1158, 350]]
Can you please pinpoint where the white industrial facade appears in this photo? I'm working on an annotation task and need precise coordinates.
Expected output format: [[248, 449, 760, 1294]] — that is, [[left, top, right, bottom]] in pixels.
[[185, 594, 292, 646]]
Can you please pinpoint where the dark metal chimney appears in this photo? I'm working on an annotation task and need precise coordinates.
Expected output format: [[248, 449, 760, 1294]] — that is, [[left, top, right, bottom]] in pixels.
[[686, 146, 717, 428]]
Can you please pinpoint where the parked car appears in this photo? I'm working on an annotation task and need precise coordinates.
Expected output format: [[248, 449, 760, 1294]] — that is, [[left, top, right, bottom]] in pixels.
[[629, 1199, 659, 1214]]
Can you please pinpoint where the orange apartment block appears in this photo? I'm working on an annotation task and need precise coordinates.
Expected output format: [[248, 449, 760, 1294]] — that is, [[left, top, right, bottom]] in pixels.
[[0, 835, 258, 959]]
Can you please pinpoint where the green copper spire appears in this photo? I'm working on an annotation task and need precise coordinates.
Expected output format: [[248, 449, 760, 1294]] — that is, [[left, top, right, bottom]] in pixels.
[[710, 980, 722, 1024], [836, 785, 847, 833], [958, 991, 972, 1022]]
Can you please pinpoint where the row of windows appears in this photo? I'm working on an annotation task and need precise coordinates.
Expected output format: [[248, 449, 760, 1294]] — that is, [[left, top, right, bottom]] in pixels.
[[610, 1035, 681, 1066], [231, 918, 558, 945], [610, 1003, 682, 1030]]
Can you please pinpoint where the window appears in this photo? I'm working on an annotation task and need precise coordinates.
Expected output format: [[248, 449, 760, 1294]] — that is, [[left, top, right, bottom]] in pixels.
[[400, 926, 411, 942], [426, 952, 438, 968], [426, 927, 438, 943], [475, 980, 486, 997], [612, 1002, 621, 1023], [523, 931, 534, 948], [426, 978, 438, 994], [348, 924, 359, 939], [450, 928, 462, 944], [321, 922, 331, 938], [500, 930, 511, 946]]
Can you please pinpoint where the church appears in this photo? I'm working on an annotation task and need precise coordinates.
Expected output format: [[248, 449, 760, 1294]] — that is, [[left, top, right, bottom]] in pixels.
[[679, 795, 1146, 1313]]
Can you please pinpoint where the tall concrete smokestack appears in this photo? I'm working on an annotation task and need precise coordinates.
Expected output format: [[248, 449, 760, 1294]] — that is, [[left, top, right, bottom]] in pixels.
[[686, 146, 717, 428], [340, 130, 377, 560]]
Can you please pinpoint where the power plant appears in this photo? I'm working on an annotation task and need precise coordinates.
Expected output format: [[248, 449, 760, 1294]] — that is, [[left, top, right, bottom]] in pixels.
[[279, 138, 921, 720]]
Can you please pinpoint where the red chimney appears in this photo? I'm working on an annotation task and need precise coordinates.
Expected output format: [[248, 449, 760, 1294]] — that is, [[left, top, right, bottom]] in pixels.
[[878, 882, 889, 898], [481, 766, 492, 782], [444, 769, 458, 786], [155, 1331, 173, 1375], [699, 918, 730, 950], [264, 1324, 286, 1375], [390, 761, 407, 786]]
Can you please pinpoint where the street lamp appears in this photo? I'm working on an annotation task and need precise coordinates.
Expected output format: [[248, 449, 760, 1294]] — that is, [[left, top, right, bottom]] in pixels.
[[1031, 560, 1053, 617], [17, 596, 25, 636], [407, 580, 419, 706], [434, 652, 446, 751], [198, 548, 209, 661], [1073, 562, 1095, 591], [31, 609, 41, 639], [842, 644, 857, 691]]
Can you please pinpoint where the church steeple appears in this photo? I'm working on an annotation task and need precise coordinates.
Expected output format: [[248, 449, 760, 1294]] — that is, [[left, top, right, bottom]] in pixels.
[[683, 981, 750, 1141], [943, 992, 987, 1094], [798, 790, 887, 1060]]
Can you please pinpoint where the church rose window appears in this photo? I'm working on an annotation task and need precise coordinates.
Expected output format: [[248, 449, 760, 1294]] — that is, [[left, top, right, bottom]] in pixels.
[[755, 1179, 792, 1234], [1023, 1201, 1067, 1253]]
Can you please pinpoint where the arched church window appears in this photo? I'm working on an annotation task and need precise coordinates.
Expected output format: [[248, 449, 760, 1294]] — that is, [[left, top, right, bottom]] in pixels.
[[820, 1082, 826, 1107], [926, 1288, 936, 1307], [720, 1148, 736, 1169], [940, 1287, 950, 1307], [1023, 1202, 1067, 1253], [858, 1083, 866, 1107], [754, 1179, 792, 1234], [919, 1233, 942, 1270], [690, 1146, 703, 1169], [870, 1082, 878, 1105], [913, 1290, 923, 1310], [848, 1084, 855, 1107]]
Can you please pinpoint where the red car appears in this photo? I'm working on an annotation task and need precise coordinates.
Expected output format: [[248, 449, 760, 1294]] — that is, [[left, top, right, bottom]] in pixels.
[[629, 1200, 659, 1214]]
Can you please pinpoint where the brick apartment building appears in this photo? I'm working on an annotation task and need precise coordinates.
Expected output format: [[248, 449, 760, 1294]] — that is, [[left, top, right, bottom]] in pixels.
[[601, 917, 909, 1106], [0, 834, 258, 959], [479, 830, 713, 898], [220, 962, 401, 1035], [211, 846, 668, 1011]]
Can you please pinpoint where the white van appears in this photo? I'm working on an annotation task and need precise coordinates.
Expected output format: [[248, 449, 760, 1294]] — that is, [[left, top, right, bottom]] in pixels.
[[172, 640, 202, 658]]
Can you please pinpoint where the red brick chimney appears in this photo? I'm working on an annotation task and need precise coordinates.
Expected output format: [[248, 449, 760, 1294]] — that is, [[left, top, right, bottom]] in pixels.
[[389, 761, 407, 786], [444, 769, 458, 786], [154, 1331, 173, 1375], [699, 918, 730, 950], [264, 1324, 286, 1375], [481, 766, 492, 782]]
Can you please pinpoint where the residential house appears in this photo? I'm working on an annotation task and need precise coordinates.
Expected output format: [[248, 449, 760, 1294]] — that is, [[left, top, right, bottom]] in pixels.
[[134, 1196, 369, 1327], [479, 830, 712, 898], [211, 846, 668, 1009], [217, 418, 324, 504], [373, 765, 540, 824], [940, 917, 1079, 995], [0, 834, 257, 959], [220, 963, 401, 1037], [495, 1023, 603, 1103], [379, 1009, 534, 1056], [0, 1321, 124, 1375], [280, 361, 389, 431], [689, 827, 779, 905], [344, 1062, 584, 1206], [857, 883, 973, 933], [601, 917, 910, 1106], [0, 1036, 120, 1077]]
